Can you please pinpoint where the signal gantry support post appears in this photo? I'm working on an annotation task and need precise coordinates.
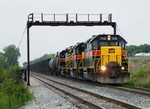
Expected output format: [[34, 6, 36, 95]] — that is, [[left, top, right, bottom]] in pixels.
[[27, 23, 31, 86], [26, 13, 117, 85]]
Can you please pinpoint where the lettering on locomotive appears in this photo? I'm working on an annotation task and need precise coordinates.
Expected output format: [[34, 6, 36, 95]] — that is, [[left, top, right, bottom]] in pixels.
[[108, 48, 115, 53]]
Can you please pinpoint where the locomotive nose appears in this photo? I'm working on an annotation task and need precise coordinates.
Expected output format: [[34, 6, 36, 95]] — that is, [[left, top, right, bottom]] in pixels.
[[107, 62, 121, 78]]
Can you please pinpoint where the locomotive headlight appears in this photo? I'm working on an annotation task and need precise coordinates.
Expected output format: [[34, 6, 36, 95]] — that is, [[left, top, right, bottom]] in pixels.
[[101, 66, 106, 71], [121, 66, 125, 70], [107, 35, 111, 40]]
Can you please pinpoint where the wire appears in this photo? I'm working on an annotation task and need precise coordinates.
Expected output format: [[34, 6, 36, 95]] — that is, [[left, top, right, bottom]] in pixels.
[[18, 25, 27, 48], [9, 25, 27, 69], [116, 24, 125, 39]]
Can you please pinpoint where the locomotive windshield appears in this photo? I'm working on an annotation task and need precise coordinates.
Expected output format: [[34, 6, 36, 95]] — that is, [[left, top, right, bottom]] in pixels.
[[91, 35, 127, 50]]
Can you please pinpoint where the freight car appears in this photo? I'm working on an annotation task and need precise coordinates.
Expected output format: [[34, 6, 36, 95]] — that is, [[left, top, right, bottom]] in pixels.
[[30, 34, 130, 84], [30, 58, 51, 75]]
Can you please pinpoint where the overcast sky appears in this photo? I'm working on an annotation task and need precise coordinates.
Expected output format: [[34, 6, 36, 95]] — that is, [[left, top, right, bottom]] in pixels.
[[0, 0, 150, 66]]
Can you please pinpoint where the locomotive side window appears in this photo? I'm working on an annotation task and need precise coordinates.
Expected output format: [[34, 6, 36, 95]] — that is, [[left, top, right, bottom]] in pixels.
[[122, 41, 126, 49], [119, 41, 126, 49], [76, 44, 84, 54], [100, 42, 108, 47], [100, 37, 106, 40], [112, 37, 118, 40], [110, 42, 118, 46], [84, 44, 87, 52], [92, 40, 98, 50], [76, 49, 79, 54]]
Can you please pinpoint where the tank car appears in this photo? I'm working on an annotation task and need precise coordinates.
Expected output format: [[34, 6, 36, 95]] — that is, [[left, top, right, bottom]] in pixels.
[[49, 55, 59, 75]]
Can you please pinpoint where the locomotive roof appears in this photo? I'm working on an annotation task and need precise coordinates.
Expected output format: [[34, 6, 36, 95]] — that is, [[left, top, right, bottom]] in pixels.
[[73, 42, 84, 49], [89, 34, 127, 43]]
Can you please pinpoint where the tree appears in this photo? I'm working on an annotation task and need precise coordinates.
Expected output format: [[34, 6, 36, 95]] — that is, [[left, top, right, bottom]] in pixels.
[[0, 52, 6, 68], [126, 44, 150, 55], [126, 45, 138, 54], [3, 45, 20, 68], [139, 44, 150, 53]]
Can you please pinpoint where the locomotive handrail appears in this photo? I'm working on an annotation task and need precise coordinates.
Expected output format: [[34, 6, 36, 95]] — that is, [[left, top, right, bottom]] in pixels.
[[96, 56, 101, 72]]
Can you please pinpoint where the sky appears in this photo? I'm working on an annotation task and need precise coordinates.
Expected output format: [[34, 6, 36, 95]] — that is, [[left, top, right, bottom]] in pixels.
[[0, 0, 150, 66]]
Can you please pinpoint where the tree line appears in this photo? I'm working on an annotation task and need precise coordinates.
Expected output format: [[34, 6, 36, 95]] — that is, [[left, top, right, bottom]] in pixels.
[[0, 44, 54, 67], [126, 44, 150, 55]]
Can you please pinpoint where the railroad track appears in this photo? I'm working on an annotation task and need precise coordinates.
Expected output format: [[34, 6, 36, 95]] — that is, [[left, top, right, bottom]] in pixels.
[[74, 79, 150, 97], [31, 73, 141, 109], [109, 85, 150, 97], [47, 74, 150, 97], [60, 74, 150, 97]]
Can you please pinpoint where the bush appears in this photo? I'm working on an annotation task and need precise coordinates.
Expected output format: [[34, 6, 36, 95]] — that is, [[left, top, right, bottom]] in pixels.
[[0, 67, 33, 109], [0, 80, 33, 108]]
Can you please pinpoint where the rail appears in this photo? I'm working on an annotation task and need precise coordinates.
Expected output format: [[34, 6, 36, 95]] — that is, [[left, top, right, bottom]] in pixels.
[[32, 73, 141, 109]]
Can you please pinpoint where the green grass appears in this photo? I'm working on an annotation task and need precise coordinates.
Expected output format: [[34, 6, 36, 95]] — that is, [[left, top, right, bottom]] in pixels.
[[128, 69, 150, 88], [0, 84, 33, 109], [0, 67, 33, 109], [129, 57, 140, 64], [128, 57, 150, 88]]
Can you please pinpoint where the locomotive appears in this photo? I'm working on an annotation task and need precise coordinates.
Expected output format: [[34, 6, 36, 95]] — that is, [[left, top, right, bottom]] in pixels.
[[30, 34, 130, 84]]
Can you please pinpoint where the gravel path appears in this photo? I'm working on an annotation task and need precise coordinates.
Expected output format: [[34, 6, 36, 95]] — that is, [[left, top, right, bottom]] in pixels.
[[20, 77, 80, 109]]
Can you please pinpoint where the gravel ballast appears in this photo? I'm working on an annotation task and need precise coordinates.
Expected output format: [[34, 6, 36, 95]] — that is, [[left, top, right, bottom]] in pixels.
[[33, 72, 150, 109], [20, 77, 80, 109]]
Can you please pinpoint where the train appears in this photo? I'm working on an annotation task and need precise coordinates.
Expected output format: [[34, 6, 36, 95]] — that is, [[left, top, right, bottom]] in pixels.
[[30, 34, 130, 84]]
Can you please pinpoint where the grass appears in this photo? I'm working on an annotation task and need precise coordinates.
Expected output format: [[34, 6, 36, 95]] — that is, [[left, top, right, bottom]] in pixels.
[[128, 57, 150, 88], [128, 69, 150, 88], [0, 67, 33, 109]]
